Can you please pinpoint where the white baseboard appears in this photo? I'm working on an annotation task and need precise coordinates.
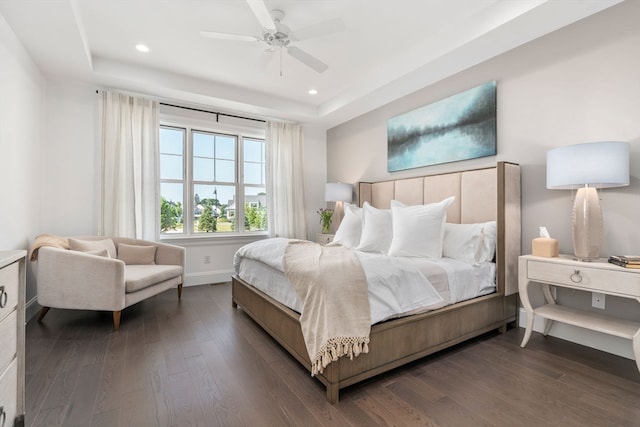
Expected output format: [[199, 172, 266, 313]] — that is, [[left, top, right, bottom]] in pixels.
[[518, 308, 635, 360], [26, 295, 40, 322], [184, 269, 234, 287]]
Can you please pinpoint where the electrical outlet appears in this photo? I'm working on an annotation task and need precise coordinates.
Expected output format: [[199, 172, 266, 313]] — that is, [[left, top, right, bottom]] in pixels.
[[204, 255, 211, 264], [592, 292, 605, 309]]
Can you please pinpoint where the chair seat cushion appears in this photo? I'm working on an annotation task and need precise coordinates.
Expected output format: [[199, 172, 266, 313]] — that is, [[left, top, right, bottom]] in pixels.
[[125, 265, 183, 293]]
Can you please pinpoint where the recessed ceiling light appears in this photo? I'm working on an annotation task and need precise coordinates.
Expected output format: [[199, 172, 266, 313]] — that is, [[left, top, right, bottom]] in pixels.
[[135, 44, 150, 53], [308, 89, 318, 95]]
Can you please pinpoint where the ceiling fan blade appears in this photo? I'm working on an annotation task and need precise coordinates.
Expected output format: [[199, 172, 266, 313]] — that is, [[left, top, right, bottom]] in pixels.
[[287, 46, 328, 73], [246, 0, 276, 31], [291, 18, 345, 41], [200, 31, 261, 43]]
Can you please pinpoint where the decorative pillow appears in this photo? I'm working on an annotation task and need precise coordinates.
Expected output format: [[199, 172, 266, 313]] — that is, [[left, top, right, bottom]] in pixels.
[[68, 238, 117, 258], [443, 221, 497, 264], [332, 203, 363, 249], [117, 243, 157, 265], [387, 196, 455, 258], [356, 202, 393, 254]]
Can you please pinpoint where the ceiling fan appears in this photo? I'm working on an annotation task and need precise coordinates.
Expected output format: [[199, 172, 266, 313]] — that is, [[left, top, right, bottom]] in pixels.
[[200, 0, 345, 74]]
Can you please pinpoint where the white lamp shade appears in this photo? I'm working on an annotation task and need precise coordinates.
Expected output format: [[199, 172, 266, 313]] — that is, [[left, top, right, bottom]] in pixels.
[[325, 183, 352, 202], [547, 141, 629, 189]]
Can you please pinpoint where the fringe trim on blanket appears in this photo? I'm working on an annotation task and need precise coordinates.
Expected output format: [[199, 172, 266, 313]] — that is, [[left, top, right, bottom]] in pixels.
[[311, 336, 370, 376]]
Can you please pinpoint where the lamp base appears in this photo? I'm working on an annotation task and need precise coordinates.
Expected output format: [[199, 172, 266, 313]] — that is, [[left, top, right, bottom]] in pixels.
[[333, 201, 345, 232], [572, 186, 603, 261]]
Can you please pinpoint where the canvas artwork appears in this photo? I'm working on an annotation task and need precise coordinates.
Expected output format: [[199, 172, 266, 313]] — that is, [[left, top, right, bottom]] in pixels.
[[387, 81, 497, 172]]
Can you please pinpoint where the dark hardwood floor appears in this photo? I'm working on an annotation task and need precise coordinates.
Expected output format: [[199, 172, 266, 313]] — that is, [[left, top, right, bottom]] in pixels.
[[25, 283, 640, 427]]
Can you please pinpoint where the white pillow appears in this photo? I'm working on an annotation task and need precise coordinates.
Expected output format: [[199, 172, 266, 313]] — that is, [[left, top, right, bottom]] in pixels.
[[478, 221, 497, 263], [332, 203, 363, 249], [443, 223, 483, 264], [388, 196, 455, 258], [443, 221, 497, 264], [356, 202, 393, 254]]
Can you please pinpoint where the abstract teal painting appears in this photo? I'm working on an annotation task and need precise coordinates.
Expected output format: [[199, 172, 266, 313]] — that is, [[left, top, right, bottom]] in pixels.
[[387, 81, 497, 172]]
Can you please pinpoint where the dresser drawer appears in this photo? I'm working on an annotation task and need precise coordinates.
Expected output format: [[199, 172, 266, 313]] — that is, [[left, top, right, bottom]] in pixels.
[[0, 310, 17, 375], [0, 358, 17, 427], [527, 259, 640, 297], [0, 262, 19, 322]]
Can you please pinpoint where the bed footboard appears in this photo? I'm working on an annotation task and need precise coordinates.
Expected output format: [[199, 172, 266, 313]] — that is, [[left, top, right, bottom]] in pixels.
[[232, 275, 515, 403]]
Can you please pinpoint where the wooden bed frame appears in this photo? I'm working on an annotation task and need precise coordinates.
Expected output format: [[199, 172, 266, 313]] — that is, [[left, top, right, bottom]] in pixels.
[[232, 162, 521, 403]]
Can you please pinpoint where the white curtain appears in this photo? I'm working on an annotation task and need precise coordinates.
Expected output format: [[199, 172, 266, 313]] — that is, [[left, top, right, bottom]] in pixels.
[[266, 121, 307, 239], [98, 91, 159, 240]]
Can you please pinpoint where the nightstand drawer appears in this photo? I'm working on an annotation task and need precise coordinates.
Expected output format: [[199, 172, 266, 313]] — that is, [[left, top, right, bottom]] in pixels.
[[527, 259, 640, 297], [0, 262, 18, 322]]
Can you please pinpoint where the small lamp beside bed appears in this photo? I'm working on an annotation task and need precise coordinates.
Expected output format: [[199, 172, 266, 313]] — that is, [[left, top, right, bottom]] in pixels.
[[325, 182, 353, 230], [546, 141, 629, 261]]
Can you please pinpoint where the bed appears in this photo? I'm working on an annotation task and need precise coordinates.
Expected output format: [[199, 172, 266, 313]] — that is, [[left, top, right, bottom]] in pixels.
[[232, 161, 521, 403]]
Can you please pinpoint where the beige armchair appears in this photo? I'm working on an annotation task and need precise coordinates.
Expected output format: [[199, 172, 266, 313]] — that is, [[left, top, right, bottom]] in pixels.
[[34, 236, 185, 330]]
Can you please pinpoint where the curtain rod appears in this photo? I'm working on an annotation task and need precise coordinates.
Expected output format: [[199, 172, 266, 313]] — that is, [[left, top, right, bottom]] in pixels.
[[95, 90, 266, 123], [160, 102, 266, 123]]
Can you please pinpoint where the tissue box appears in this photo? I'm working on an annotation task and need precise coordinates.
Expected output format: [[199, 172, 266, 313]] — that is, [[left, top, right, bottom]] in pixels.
[[532, 237, 559, 257]]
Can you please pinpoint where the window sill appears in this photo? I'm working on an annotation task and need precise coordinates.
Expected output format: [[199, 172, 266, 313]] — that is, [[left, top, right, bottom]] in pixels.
[[159, 232, 268, 246]]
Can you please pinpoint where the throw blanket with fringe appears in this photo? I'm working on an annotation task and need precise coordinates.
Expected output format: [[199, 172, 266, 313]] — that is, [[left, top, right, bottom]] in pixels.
[[29, 234, 69, 261], [283, 240, 371, 376]]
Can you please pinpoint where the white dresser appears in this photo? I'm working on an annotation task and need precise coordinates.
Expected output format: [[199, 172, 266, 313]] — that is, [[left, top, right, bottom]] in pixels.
[[0, 251, 26, 427]]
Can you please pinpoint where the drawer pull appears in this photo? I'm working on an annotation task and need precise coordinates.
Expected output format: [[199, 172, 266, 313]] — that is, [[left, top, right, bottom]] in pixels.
[[570, 270, 582, 283], [0, 285, 6, 308]]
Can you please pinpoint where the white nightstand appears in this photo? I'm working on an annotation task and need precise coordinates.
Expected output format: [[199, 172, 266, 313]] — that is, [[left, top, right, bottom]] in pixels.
[[317, 233, 335, 245], [519, 254, 640, 372]]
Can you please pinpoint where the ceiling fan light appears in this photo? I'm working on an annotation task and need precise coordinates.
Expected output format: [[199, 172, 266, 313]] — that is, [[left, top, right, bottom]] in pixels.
[[135, 44, 150, 53], [308, 89, 318, 95]]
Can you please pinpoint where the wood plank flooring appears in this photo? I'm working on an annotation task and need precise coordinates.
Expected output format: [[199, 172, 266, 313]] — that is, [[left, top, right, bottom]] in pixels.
[[25, 283, 640, 427]]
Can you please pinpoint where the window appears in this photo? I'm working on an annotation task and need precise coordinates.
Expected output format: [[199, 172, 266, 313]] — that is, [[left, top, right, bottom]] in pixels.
[[159, 114, 266, 236]]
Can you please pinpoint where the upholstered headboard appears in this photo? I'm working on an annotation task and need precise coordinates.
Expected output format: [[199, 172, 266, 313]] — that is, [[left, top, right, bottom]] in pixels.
[[358, 162, 521, 296]]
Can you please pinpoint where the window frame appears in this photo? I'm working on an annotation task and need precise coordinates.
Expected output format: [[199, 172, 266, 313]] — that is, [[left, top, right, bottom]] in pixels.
[[159, 109, 267, 240]]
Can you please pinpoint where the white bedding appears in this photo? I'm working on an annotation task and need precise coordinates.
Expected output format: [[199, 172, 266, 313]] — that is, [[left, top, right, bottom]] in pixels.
[[234, 238, 496, 325]]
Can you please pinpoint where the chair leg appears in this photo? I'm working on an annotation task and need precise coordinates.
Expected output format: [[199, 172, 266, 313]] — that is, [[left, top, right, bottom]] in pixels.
[[37, 306, 50, 323], [177, 283, 183, 300], [113, 311, 121, 331]]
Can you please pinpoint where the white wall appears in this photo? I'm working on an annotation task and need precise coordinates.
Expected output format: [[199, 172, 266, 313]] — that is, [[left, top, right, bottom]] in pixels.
[[43, 80, 99, 235], [327, 1, 640, 359], [0, 13, 45, 315]]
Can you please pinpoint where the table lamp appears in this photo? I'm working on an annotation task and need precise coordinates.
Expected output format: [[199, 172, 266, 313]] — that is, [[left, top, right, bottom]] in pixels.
[[546, 141, 629, 261], [325, 182, 352, 230]]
